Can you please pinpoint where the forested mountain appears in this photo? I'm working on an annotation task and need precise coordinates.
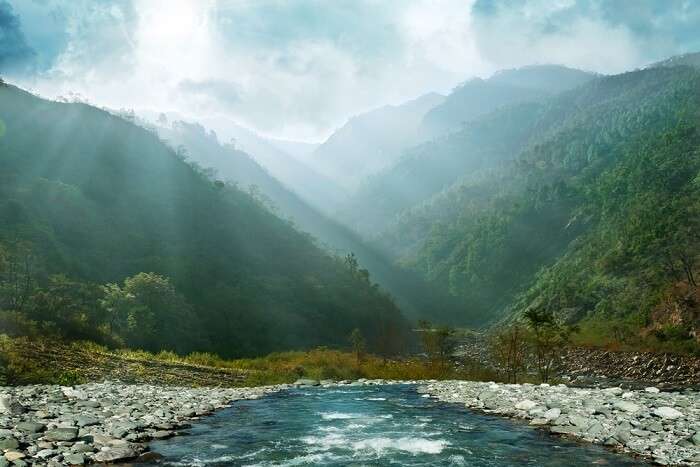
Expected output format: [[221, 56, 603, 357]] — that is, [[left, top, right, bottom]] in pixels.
[[146, 112, 345, 214], [422, 65, 596, 136], [338, 65, 596, 236], [154, 120, 465, 324], [366, 64, 700, 342], [311, 93, 445, 190], [0, 83, 410, 358]]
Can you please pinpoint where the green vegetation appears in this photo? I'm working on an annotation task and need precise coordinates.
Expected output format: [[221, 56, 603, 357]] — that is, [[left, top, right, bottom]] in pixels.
[[0, 84, 409, 358], [0, 335, 499, 387], [350, 65, 700, 352]]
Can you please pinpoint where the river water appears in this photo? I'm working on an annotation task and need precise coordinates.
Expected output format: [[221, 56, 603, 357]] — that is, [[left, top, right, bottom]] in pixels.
[[148, 384, 645, 466]]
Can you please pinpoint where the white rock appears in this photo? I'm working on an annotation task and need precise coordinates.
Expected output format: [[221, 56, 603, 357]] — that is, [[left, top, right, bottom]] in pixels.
[[515, 400, 537, 411], [613, 400, 641, 413], [645, 387, 660, 394], [653, 407, 683, 420], [544, 408, 561, 421]]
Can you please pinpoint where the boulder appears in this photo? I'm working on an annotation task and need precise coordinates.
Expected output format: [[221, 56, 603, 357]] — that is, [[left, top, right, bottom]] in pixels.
[[44, 427, 79, 442], [0, 437, 19, 450], [514, 400, 537, 411], [92, 446, 138, 463], [4, 451, 24, 462], [613, 400, 640, 413], [653, 407, 683, 420], [15, 421, 46, 433], [293, 379, 319, 386], [64, 453, 85, 465], [543, 408, 561, 421], [0, 396, 26, 415]]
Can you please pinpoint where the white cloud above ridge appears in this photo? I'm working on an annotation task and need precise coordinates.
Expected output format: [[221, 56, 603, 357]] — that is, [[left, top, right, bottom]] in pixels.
[[5, 0, 700, 141]]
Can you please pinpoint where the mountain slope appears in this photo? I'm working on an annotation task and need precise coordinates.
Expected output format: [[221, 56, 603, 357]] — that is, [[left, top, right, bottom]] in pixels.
[[0, 83, 408, 357], [422, 65, 596, 136], [154, 119, 465, 324], [379, 65, 700, 335], [311, 93, 445, 190]]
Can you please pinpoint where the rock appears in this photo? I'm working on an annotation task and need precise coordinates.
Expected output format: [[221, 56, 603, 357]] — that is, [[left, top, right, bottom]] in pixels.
[[653, 407, 683, 420], [529, 418, 549, 426], [15, 421, 46, 433], [586, 421, 605, 438], [568, 414, 591, 429], [551, 425, 577, 434], [690, 431, 700, 446], [92, 445, 138, 463], [0, 396, 25, 415], [645, 387, 660, 394], [514, 400, 537, 411], [63, 453, 85, 465], [0, 437, 20, 450], [613, 400, 640, 413], [44, 427, 79, 442], [293, 379, 319, 386], [0, 457, 7, 467], [150, 430, 173, 439], [3, 451, 25, 462], [75, 416, 99, 428], [543, 408, 561, 421]]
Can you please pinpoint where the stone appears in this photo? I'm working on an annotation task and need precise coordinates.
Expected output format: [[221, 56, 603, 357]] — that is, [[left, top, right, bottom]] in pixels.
[[15, 421, 46, 433], [0, 457, 7, 467], [653, 407, 683, 420], [645, 387, 660, 394], [150, 430, 173, 439], [293, 379, 319, 386], [75, 416, 99, 428], [613, 400, 641, 413], [44, 427, 79, 442], [568, 414, 591, 429], [0, 396, 25, 415], [543, 408, 561, 421], [0, 437, 20, 450], [3, 451, 24, 462], [63, 453, 85, 465], [92, 445, 138, 463], [514, 400, 537, 411], [529, 418, 548, 426], [690, 432, 700, 446]]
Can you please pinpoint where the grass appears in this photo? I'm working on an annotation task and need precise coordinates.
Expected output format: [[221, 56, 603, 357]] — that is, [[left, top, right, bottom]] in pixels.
[[0, 335, 502, 387]]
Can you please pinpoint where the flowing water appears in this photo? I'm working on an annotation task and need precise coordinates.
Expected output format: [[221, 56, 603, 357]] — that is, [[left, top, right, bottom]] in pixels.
[[148, 384, 645, 466]]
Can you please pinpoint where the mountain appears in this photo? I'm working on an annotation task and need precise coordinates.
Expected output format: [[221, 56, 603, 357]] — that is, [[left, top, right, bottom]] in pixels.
[[311, 93, 445, 190], [373, 64, 700, 340], [0, 83, 409, 358], [337, 65, 597, 237], [266, 138, 319, 164], [145, 112, 345, 214], [422, 65, 596, 136], [650, 51, 700, 70], [153, 119, 466, 324]]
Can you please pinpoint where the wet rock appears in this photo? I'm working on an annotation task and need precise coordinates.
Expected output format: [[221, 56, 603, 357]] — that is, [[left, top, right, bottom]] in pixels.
[[293, 379, 319, 386]]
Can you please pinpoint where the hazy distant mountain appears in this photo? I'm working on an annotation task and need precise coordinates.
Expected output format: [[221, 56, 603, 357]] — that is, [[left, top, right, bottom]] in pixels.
[[311, 93, 445, 190], [142, 111, 345, 214], [650, 51, 700, 69], [423, 65, 596, 136], [266, 138, 319, 164]]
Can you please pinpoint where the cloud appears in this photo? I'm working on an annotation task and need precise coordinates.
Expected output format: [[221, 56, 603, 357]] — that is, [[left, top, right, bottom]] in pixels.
[[471, 0, 700, 73], [0, 1, 36, 73], [5, 0, 700, 140]]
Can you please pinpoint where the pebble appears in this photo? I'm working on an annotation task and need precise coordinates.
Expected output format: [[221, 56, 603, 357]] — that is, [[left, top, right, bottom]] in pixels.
[[419, 380, 700, 466], [0, 381, 285, 465]]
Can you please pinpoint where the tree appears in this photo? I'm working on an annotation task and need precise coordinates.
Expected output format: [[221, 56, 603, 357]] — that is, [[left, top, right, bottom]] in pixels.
[[490, 324, 528, 384], [0, 242, 36, 313], [100, 273, 199, 352], [417, 321, 456, 372], [348, 328, 366, 365], [524, 308, 572, 383]]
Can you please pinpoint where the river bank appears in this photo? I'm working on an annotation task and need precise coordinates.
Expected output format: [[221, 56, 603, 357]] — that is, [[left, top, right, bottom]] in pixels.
[[419, 380, 700, 466], [0, 382, 285, 465], [2, 379, 699, 465]]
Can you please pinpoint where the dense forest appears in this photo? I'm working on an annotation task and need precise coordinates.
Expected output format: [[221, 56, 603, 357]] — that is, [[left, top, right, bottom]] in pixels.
[[340, 62, 700, 348], [0, 83, 410, 358]]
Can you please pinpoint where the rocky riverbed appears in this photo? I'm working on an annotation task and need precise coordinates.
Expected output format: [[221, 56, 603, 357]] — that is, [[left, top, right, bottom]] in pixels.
[[0, 382, 284, 466], [419, 380, 700, 466]]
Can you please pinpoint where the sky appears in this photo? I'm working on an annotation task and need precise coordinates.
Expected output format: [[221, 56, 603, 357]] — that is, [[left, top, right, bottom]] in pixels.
[[1, 0, 699, 141]]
